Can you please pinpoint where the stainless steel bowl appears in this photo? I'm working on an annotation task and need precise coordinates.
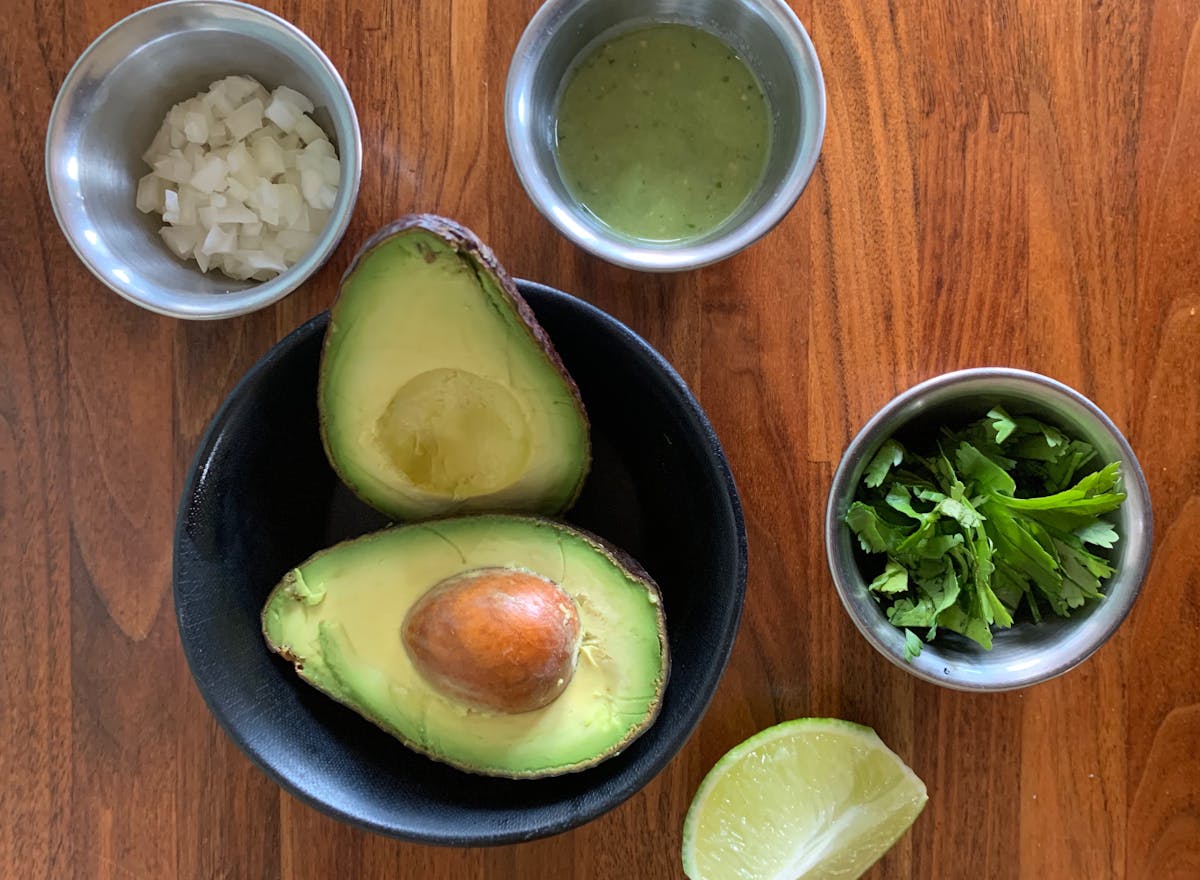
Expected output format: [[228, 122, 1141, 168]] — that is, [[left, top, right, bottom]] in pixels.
[[45, 0, 362, 320], [825, 368, 1153, 691], [504, 0, 825, 272]]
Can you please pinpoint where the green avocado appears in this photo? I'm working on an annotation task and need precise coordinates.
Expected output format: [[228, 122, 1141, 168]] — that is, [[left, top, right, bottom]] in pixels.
[[318, 215, 590, 521], [262, 515, 669, 778]]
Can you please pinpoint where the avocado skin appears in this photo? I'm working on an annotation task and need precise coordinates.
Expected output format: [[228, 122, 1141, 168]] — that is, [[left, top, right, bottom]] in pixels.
[[318, 215, 591, 521], [261, 515, 669, 779]]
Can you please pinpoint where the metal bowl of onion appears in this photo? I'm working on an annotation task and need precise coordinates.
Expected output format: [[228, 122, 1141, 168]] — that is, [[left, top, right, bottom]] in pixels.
[[45, 0, 362, 320]]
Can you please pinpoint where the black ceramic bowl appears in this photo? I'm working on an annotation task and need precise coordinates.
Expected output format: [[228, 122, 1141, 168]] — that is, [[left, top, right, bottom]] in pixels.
[[173, 280, 747, 844]]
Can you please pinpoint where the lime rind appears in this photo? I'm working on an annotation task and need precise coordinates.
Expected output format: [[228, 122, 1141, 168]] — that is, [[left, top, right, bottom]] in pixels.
[[682, 718, 928, 880]]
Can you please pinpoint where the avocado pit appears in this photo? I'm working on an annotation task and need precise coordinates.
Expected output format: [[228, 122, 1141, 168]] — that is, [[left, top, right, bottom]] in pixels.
[[402, 567, 582, 714]]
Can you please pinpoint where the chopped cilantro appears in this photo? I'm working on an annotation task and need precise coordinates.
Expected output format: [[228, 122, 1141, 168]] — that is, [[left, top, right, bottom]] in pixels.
[[845, 406, 1126, 660]]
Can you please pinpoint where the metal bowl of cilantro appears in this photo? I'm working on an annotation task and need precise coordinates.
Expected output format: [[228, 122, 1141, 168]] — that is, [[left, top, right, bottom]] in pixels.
[[825, 368, 1153, 691]]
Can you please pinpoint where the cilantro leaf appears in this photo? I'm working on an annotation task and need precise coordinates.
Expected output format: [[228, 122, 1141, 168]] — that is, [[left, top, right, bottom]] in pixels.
[[888, 567, 960, 631], [1074, 519, 1119, 548], [936, 603, 994, 650], [903, 628, 924, 661], [987, 407, 1017, 443], [868, 559, 909, 594], [845, 502, 910, 553], [954, 442, 1016, 496], [864, 439, 905, 488]]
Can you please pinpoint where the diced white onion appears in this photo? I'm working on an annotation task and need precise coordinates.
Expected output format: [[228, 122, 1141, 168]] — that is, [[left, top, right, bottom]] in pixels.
[[136, 173, 165, 214], [303, 138, 335, 160], [139, 75, 340, 282], [153, 154, 192, 185], [264, 96, 300, 132], [217, 75, 265, 105], [201, 224, 238, 256], [162, 189, 180, 223], [203, 86, 236, 118], [183, 111, 209, 144], [190, 155, 229, 193], [319, 157, 340, 186], [225, 98, 264, 141], [208, 121, 230, 148], [287, 205, 311, 232], [272, 85, 315, 114], [225, 178, 252, 203], [177, 186, 201, 227], [161, 224, 201, 257], [251, 137, 286, 177], [294, 114, 326, 145], [142, 124, 171, 164], [225, 142, 250, 174]]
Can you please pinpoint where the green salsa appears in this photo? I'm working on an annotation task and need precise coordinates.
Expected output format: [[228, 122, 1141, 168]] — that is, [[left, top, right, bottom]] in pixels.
[[553, 23, 771, 243]]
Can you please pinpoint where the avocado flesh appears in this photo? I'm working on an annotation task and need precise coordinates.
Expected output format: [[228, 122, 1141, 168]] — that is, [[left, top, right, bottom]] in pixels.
[[262, 516, 668, 778], [320, 218, 590, 520]]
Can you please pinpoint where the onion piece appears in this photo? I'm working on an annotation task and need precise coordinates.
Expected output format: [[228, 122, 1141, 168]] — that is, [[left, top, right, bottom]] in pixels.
[[201, 224, 238, 256], [183, 111, 209, 144], [161, 224, 201, 257], [273, 85, 314, 114], [153, 154, 192, 185], [136, 173, 166, 214], [226, 99, 264, 141], [264, 96, 301, 132], [162, 189, 180, 224], [190, 155, 229, 193], [294, 114, 326, 145]]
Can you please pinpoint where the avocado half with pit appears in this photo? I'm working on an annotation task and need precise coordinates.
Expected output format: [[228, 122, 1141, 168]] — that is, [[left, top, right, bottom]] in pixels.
[[262, 515, 669, 778], [318, 215, 590, 521]]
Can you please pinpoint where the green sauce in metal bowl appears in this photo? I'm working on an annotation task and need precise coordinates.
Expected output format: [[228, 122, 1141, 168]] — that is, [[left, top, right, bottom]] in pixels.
[[553, 23, 771, 244]]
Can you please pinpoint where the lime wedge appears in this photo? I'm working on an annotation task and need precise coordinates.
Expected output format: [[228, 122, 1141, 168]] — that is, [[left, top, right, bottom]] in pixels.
[[681, 718, 927, 880]]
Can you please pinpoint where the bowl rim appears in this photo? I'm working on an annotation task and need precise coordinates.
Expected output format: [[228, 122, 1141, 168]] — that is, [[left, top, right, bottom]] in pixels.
[[44, 0, 363, 320], [824, 367, 1154, 692], [172, 279, 749, 843], [503, 0, 827, 272]]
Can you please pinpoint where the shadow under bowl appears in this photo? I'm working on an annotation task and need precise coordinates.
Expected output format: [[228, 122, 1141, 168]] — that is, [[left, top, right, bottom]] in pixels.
[[173, 280, 748, 843]]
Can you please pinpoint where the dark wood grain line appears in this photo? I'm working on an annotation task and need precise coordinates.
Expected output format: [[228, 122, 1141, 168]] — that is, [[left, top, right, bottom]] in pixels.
[[1128, 704, 1200, 879]]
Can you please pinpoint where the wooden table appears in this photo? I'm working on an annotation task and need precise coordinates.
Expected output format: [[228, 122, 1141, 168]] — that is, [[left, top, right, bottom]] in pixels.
[[4, 0, 1199, 877]]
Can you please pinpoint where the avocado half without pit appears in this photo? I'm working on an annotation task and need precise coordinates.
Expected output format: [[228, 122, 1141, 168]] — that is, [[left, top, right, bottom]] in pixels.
[[318, 215, 591, 521], [262, 516, 669, 778]]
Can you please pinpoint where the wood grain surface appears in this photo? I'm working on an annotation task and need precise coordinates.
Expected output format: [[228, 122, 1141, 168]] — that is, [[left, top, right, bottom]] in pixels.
[[3, 0, 1198, 877]]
